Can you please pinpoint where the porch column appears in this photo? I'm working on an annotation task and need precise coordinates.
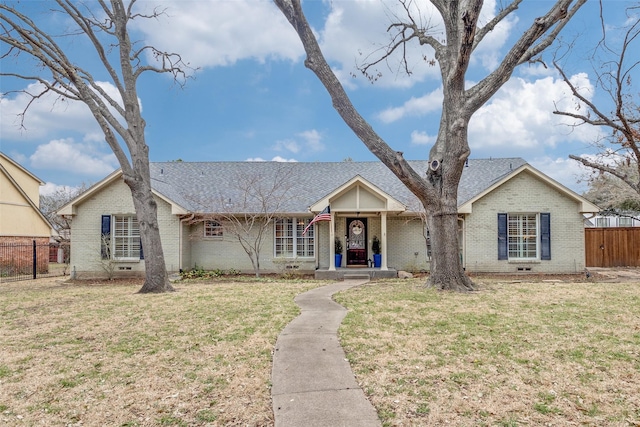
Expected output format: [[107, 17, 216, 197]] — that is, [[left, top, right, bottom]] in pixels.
[[328, 212, 336, 271], [381, 211, 388, 270]]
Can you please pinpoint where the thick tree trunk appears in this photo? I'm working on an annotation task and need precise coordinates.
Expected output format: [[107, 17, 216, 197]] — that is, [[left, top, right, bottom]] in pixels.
[[426, 209, 475, 291], [422, 103, 476, 291], [124, 162, 174, 294]]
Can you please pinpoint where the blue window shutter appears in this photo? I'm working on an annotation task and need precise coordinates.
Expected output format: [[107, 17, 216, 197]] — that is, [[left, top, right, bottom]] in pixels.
[[139, 238, 144, 260], [101, 215, 111, 259], [540, 212, 551, 260], [498, 213, 508, 260]]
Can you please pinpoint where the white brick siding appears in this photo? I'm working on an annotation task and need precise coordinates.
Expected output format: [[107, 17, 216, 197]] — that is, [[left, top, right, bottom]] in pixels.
[[70, 168, 587, 277], [387, 216, 431, 272], [69, 179, 180, 278], [463, 171, 586, 274], [184, 219, 316, 274]]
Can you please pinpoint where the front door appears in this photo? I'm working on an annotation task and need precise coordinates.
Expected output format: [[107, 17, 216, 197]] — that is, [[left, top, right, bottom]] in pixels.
[[346, 218, 368, 266]]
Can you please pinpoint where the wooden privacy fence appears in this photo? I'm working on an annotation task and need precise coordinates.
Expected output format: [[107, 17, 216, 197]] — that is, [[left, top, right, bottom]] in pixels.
[[585, 227, 640, 267]]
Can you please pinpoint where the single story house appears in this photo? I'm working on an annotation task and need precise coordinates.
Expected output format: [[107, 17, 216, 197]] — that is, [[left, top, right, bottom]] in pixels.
[[59, 158, 600, 279]]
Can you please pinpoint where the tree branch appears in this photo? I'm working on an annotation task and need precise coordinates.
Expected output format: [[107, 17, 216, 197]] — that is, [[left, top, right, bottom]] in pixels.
[[466, 0, 585, 112], [273, 0, 433, 202]]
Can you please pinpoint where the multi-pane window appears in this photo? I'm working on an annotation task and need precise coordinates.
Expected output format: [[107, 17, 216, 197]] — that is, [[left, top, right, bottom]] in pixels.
[[204, 220, 223, 237], [618, 217, 633, 227], [275, 218, 314, 257], [296, 219, 314, 257], [596, 217, 610, 227], [507, 214, 537, 259], [113, 215, 140, 259]]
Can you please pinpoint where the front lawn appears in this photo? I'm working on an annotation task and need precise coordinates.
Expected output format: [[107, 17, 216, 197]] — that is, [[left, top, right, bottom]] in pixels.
[[0, 277, 321, 426], [2, 275, 638, 426], [336, 277, 640, 426]]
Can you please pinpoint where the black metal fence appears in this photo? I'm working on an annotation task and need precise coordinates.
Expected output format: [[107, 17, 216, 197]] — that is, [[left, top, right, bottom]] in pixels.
[[0, 241, 68, 283]]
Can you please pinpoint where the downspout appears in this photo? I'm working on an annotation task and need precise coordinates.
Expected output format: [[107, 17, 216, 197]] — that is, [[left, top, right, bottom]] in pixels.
[[458, 215, 466, 271]]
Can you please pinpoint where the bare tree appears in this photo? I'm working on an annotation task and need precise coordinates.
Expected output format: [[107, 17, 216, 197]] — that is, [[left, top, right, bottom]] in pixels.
[[583, 164, 640, 210], [40, 183, 89, 264], [274, 0, 586, 291], [1, 1, 191, 293], [186, 165, 296, 278], [554, 2, 640, 202]]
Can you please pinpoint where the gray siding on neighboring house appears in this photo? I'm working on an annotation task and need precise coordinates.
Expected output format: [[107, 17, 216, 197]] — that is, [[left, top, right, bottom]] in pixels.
[[464, 170, 586, 274]]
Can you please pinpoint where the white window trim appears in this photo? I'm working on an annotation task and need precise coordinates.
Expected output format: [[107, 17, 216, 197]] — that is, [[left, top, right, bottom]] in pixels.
[[274, 217, 315, 259], [507, 213, 539, 261], [112, 215, 141, 261]]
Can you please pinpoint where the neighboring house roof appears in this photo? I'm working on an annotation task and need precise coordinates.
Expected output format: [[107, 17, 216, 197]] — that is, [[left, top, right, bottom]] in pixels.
[[0, 152, 45, 188], [60, 157, 598, 216], [0, 152, 55, 236]]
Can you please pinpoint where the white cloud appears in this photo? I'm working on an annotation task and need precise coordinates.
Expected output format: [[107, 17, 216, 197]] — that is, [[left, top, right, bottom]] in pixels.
[[30, 138, 118, 176], [273, 129, 325, 154], [273, 139, 301, 153], [133, 0, 302, 69], [1, 81, 130, 143], [271, 156, 298, 162], [131, 0, 521, 92], [246, 156, 297, 162], [468, 73, 600, 152], [318, 0, 442, 89], [318, 0, 521, 89], [377, 87, 442, 123], [410, 130, 435, 145], [471, 0, 518, 71], [1, 82, 99, 141], [298, 129, 325, 152]]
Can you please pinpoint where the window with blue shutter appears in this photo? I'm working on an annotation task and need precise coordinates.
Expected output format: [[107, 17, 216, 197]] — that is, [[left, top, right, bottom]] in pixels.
[[497, 213, 508, 260], [540, 213, 551, 260], [101, 215, 111, 259]]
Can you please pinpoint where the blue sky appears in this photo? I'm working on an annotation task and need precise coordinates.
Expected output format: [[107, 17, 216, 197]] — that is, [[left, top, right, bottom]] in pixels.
[[1, 0, 636, 196]]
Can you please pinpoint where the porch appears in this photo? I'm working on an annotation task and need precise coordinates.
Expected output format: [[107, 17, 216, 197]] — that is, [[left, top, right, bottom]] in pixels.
[[314, 266, 398, 280]]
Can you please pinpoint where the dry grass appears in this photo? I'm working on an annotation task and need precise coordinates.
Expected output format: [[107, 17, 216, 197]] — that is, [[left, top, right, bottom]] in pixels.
[[335, 277, 640, 427], [0, 277, 322, 427], [3, 275, 640, 427]]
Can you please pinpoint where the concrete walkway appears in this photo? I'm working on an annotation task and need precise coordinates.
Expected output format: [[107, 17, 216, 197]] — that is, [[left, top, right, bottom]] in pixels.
[[271, 280, 381, 427]]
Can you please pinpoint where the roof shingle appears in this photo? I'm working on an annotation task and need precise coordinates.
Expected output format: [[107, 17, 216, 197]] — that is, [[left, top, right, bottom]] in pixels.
[[149, 158, 528, 214]]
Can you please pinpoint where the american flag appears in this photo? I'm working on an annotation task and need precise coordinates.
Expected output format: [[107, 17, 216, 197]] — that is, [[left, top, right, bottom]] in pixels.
[[302, 206, 331, 235]]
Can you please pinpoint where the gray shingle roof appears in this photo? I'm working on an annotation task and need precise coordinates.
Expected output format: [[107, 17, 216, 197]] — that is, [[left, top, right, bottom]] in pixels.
[[149, 158, 528, 214]]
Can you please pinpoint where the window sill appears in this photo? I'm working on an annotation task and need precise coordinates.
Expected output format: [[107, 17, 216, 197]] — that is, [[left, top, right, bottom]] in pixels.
[[113, 258, 141, 263], [508, 260, 540, 264]]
